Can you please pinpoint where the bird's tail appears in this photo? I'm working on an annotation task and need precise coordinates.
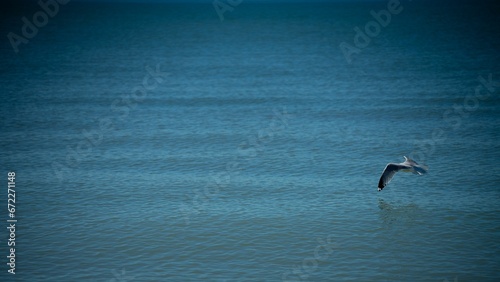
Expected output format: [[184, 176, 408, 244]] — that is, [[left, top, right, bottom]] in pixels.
[[413, 165, 428, 175]]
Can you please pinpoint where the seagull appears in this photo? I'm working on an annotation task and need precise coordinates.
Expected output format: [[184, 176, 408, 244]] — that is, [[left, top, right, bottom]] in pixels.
[[378, 156, 428, 191]]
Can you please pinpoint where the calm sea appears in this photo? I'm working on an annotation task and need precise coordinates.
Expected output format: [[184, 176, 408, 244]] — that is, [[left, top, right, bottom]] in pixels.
[[1, 0, 500, 281]]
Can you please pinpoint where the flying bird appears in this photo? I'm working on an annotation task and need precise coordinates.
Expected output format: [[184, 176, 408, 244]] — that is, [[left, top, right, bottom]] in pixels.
[[378, 156, 428, 191]]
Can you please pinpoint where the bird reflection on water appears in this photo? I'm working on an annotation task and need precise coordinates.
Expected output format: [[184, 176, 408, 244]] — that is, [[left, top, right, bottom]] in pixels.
[[378, 199, 420, 228]]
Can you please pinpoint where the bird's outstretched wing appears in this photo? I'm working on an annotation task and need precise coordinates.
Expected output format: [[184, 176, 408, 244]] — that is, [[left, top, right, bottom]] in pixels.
[[378, 164, 404, 191]]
